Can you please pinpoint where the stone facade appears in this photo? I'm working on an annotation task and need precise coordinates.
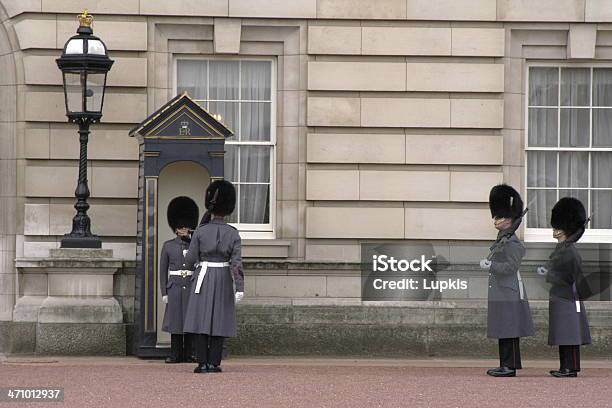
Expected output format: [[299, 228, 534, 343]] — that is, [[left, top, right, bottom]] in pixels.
[[1, 0, 612, 355]]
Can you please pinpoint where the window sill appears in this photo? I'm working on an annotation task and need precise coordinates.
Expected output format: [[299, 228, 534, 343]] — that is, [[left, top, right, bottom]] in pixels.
[[525, 228, 612, 244], [237, 230, 275, 240], [242, 239, 291, 258]]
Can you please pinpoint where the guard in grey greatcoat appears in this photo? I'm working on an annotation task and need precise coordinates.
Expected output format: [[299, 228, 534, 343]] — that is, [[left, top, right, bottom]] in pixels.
[[160, 196, 199, 363], [183, 180, 244, 374], [480, 184, 534, 377], [537, 197, 591, 378]]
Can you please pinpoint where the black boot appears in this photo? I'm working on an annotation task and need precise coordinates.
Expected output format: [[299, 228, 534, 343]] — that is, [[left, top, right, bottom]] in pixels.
[[182, 334, 195, 363], [550, 368, 578, 378], [166, 334, 181, 364], [486, 366, 516, 377], [194, 334, 209, 373], [193, 363, 209, 373], [207, 336, 224, 372]]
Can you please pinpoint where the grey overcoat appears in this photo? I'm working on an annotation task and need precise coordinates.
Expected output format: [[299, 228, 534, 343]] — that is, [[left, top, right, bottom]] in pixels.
[[543, 242, 591, 346], [487, 232, 535, 339], [159, 237, 193, 334], [182, 218, 244, 337]]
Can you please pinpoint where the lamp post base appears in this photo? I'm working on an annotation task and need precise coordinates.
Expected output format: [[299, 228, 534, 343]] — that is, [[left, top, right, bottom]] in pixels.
[[60, 235, 102, 249]]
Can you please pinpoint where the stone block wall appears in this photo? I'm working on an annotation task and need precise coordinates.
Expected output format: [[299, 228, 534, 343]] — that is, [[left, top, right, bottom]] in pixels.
[[1, 2, 612, 355]]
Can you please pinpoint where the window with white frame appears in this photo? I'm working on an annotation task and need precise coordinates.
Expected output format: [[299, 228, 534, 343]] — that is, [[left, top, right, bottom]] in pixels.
[[176, 58, 275, 234], [526, 66, 612, 241]]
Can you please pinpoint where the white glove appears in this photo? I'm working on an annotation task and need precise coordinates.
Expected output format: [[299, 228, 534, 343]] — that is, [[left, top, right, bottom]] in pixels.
[[537, 266, 548, 276], [480, 259, 492, 269], [162, 295, 168, 304], [235, 292, 244, 304]]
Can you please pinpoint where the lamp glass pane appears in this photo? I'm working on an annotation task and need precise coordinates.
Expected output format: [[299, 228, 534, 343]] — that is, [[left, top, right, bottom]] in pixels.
[[87, 39, 106, 55], [85, 72, 106, 113], [64, 71, 83, 113], [65, 39, 84, 55]]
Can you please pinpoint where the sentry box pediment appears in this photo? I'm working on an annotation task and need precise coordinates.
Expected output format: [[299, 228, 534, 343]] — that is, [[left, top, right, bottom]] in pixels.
[[130, 92, 233, 140], [130, 92, 232, 357], [129, 92, 233, 178]]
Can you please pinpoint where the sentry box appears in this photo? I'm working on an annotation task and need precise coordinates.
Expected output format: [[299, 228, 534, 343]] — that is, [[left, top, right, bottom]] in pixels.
[[129, 93, 233, 356]]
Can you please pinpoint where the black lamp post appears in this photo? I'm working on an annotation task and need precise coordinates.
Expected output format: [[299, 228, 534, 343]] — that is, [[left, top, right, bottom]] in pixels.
[[56, 11, 114, 248]]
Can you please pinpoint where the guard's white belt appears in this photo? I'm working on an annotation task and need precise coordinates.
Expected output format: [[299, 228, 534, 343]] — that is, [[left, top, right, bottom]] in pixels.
[[516, 270, 524, 300], [194, 262, 230, 294], [168, 270, 194, 277]]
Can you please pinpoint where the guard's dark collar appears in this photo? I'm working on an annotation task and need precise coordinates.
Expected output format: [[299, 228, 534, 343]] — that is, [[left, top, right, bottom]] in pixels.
[[555, 240, 574, 249], [495, 228, 514, 241]]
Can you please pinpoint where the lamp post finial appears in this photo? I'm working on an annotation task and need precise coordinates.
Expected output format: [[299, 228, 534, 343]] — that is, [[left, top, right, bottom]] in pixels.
[[78, 10, 93, 28]]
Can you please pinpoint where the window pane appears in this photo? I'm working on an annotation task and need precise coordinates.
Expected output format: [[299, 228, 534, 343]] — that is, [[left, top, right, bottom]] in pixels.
[[529, 67, 558, 106], [528, 151, 557, 187], [241, 102, 271, 142], [592, 190, 612, 229], [560, 108, 589, 147], [209, 101, 239, 141], [528, 108, 558, 147], [559, 152, 588, 188], [224, 145, 238, 183], [240, 184, 270, 224], [240, 146, 270, 183], [241, 61, 271, 101], [177, 60, 207, 99], [176, 58, 274, 227], [527, 189, 556, 228], [593, 68, 612, 107], [560, 68, 590, 106], [593, 109, 612, 147], [209, 60, 239, 100], [592, 152, 612, 188]]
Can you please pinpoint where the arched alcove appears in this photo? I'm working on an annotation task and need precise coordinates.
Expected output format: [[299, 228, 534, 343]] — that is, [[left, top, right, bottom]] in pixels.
[[156, 161, 210, 345]]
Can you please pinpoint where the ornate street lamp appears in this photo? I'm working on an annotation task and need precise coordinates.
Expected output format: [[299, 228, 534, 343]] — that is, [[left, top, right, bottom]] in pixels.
[[56, 11, 114, 248]]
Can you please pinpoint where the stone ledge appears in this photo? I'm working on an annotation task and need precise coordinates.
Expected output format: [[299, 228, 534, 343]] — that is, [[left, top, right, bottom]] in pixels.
[[234, 301, 612, 329], [237, 299, 612, 310], [50, 248, 114, 258], [244, 260, 361, 270], [36, 323, 126, 355], [15, 258, 123, 272], [226, 302, 612, 357], [38, 297, 123, 324], [5, 303, 612, 357], [0, 321, 36, 354], [243, 240, 292, 258], [12, 296, 45, 322]]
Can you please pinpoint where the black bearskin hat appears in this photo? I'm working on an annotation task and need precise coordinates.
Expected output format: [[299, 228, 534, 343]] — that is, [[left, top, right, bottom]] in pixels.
[[551, 197, 587, 237], [167, 196, 199, 231], [205, 179, 236, 216], [489, 184, 524, 219]]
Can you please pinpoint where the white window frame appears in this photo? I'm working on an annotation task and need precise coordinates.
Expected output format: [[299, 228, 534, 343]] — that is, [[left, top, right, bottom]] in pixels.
[[524, 61, 612, 243], [173, 55, 277, 239]]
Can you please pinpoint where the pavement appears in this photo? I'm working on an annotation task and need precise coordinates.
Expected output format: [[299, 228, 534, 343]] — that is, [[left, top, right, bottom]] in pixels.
[[1, 355, 612, 408]]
